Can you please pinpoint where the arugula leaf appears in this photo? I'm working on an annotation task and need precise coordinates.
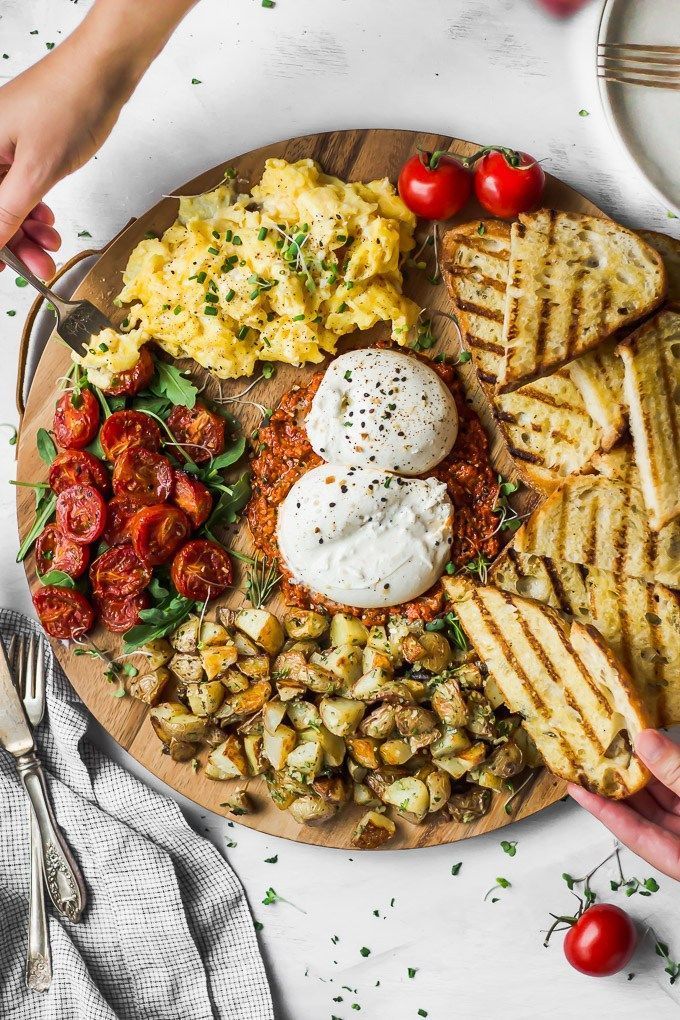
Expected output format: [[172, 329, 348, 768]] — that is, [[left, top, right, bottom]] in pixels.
[[206, 437, 247, 472], [148, 575, 170, 601], [203, 472, 251, 538], [123, 593, 196, 653], [38, 569, 75, 588], [131, 393, 172, 418], [36, 428, 57, 466], [17, 491, 57, 562], [150, 362, 198, 409]]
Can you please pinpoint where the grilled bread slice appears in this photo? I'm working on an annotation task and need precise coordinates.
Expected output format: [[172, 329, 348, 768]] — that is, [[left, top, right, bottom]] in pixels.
[[491, 548, 680, 727], [512, 472, 680, 589], [444, 576, 651, 798], [498, 209, 666, 392], [442, 221, 601, 491], [617, 308, 680, 531], [569, 231, 680, 450]]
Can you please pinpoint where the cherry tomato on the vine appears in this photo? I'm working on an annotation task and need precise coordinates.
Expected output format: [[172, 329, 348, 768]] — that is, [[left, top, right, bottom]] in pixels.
[[398, 150, 472, 221], [563, 904, 637, 977], [473, 148, 545, 219]]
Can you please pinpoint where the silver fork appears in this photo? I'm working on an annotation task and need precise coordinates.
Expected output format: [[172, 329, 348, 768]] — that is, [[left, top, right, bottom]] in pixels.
[[0, 244, 113, 357], [10, 635, 52, 992], [598, 42, 680, 91]]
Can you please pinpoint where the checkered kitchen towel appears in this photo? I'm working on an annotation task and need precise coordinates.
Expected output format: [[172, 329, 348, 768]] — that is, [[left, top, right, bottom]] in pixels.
[[0, 610, 274, 1020]]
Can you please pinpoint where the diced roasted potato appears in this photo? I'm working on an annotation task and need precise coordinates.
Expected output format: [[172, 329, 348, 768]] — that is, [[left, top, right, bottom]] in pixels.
[[409, 729, 440, 753], [436, 742, 488, 780], [265, 771, 300, 811], [169, 653, 204, 685], [263, 698, 288, 734], [352, 668, 413, 704], [514, 726, 543, 769], [277, 678, 308, 702], [345, 735, 381, 770], [234, 609, 285, 655], [302, 662, 338, 694], [286, 740, 323, 782], [401, 632, 450, 673], [468, 766, 505, 792], [426, 770, 452, 813], [126, 667, 170, 706], [301, 724, 345, 768], [282, 639, 319, 659], [232, 630, 259, 657], [204, 723, 227, 747], [218, 607, 235, 629], [359, 704, 397, 740], [351, 809, 396, 849], [199, 620, 230, 647], [486, 742, 524, 779], [329, 614, 369, 648], [353, 783, 380, 807], [221, 790, 254, 815], [283, 609, 329, 640], [445, 786, 492, 823], [236, 654, 270, 680], [215, 680, 272, 723], [311, 644, 363, 687], [483, 674, 506, 709], [430, 726, 471, 759], [394, 705, 438, 737], [273, 650, 308, 686], [384, 777, 429, 824], [312, 774, 350, 805], [167, 738, 196, 762], [363, 767, 407, 801], [200, 642, 238, 681], [431, 676, 469, 728], [288, 795, 338, 826], [150, 702, 207, 744], [466, 692, 496, 740], [244, 733, 267, 775], [185, 680, 225, 717], [379, 739, 413, 766], [287, 700, 322, 731], [362, 645, 394, 672], [221, 670, 250, 694], [319, 696, 365, 737], [262, 723, 297, 770], [347, 758, 367, 783], [366, 625, 391, 654], [455, 662, 485, 690], [205, 735, 249, 780], [141, 639, 173, 671], [170, 615, 200, 653]]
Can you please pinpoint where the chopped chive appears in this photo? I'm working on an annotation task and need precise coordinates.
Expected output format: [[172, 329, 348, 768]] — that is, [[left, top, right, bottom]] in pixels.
[[207, 246, 219, 256], [237, 326, 249, 340], [292, 314, 305, 322], [204, 292, 219, 303], [225, 289, 236, 302], [225, 229, 233, 242], [338, 302, 349, 313], [212, 230, 220, 240], [196, 271, 207, 284], [250, 290, 260, 300], [258, 227, 268, 241], [275, 239, 284, 250], [173, 305, 182, 315], [232, 235, 242, 246], [262, 0, 275, 7], [204, 306, 218, 316]]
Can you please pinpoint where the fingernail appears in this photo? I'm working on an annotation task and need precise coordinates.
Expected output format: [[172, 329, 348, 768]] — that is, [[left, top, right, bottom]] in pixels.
[[635, 729, 664, 763]]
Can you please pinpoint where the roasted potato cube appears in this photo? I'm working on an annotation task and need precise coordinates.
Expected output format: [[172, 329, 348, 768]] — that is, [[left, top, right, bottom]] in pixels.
[[303, 662, 338, 694], [431, 677, 469, 728], [282, 639, 320, 658], [204, 723, 227, 747], [347, 759, 367, 783], [264, 771, 300, 811], [233, 630, 259, 657], [287, 700, 322, 731], [169, 653, 204, 685], [394, 705, 438, 737], [346, 735, 381, 770], [436, 742, 488, 780], [286, 740, 323, 782], [384, 777, 429, 824], [431, 726, 470, 758], [234, 609, 285, 655], [167, 738, 196, 762], [273, 650, 308, 685], [387, 617, 413, 664], [363, 767, 407, 801], [236, 654, 270, 680], [329, 613, 369, 648], [200, 642, 238, 681], [185, 680, 225, 717], [141, 639, 173, 671], [351, 810, 396, 849], [221, 790, 254, 816], [205, 735, 249, 780], [362, 645, 394, 672], [244, 733, 267, 775], [352, 668, 413, 704], [218, 607, 235, 629], [215, 680, 272, 723], [221, 669, 250, 694], [353, 783, 381, 807], [359, 704, 397, 739], [466, 692, 496, 740], [319, 696, 365, 737], [301, 724, 346, 768], [277, 679, 308, 702], [312, 774, 350, 805], [283, 609, 329, 640], [379, 739, 413, 766], [311, 644, 363, 686], [199, 620, 230, 647], [150, 702, 207, 744], [483, 674, 506, 709], [288, 795, 338, 826], [262, 723, 297, 770], [366, 624, 391, 653], [170, 615, 200, 653], [426, 770, 452, 813], [126, 667, 170, 706], [263, 698, 288, 734], [445, 786, 491, 823], [456, 662, 485, 690], [486, 742, 524, 778], [514, 726, 543, 769], [469, 766, 505, 792]]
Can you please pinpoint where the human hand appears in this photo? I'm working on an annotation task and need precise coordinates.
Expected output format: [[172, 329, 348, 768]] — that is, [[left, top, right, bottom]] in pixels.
[[569, 729, 680, 881]]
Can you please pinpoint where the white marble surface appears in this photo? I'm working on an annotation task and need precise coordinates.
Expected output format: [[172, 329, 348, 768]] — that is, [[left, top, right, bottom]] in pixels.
[[1, 1, 680, 1018]]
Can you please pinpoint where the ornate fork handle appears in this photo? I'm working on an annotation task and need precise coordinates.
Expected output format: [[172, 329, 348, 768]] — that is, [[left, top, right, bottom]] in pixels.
[[26, 808, 52, 990], [17, 752, 87, 923]]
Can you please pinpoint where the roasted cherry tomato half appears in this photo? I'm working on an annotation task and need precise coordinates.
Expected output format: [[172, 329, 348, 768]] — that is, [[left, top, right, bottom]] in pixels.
[[52, 388, 100, 450], [473, 148, 545, 219], [101, 345, 155, 397], [111, 446, 173, 506], [100, 410, 161, 461], [33, 585, 95, 639], [167, 403, 225, 464], [128, 504, 191, 567], [103, 495, 145, 546], [563, 905, 637, 977], [171, 470, 213, 529], [398, 151, 472, 221], [89, 544, 152, 599], [96, 591, 150, 634], [48, 449, 109, 495], [55, 484, 107, 545], [35, 523, 90, 579], [171, 539, 232, 601]]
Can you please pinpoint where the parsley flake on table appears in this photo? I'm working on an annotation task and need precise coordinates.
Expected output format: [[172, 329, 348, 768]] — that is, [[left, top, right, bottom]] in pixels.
[[15, 277, 28, 287], [408, 967, 417, 979], [359, 947, 371, 957], [451, 862, 462, 876], [264, 855, 278, 864], [579, 108, 589, 117], [501, 840, 518, 857], [78, 230, 92, 238], [484, 877, 511, 901], [254, 920, 264, 932], [418, 1010, 428, 1017], [191, 77, 202, 85]]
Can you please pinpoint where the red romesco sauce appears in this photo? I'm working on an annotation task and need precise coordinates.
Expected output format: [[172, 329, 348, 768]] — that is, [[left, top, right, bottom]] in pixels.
[[246, 353, 503, 625]]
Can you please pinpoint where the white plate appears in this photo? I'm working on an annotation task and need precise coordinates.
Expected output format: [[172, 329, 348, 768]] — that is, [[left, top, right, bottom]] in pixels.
[[597, 0, 680, 215]]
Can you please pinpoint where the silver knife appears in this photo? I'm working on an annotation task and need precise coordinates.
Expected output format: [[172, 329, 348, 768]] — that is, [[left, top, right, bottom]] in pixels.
[[0, 635, 87, 922]]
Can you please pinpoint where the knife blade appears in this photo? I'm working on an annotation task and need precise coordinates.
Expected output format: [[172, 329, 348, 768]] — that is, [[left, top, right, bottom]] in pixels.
[[0, 633, 34, 757]]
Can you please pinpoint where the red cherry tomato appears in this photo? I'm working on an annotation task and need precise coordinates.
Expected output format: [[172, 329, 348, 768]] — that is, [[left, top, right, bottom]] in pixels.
[[48, 450, 109, 494], [563, 905, 637, 977], [100, 410, 161, 461], [56, 484, 107, 545], [89, 544, 152, 599], [103, 495, 146, 546], [167, 403, 225, 464], [96, 591, 150, 634], [473, 149, 545, 219], [398, 151, 472, 221], [101, 345, 155, 397], [35, 524, 90, 579], [128, 504, 191, 566], [171, 470, 213, 529], [171, 539, 232, 601], [52, 388, 100, 450], [111, 446, 173, 506], [33, 585, 95, 639]]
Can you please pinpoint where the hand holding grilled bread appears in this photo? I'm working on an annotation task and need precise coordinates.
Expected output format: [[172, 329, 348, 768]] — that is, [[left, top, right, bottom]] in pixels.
[[570, 729, 680, 881]]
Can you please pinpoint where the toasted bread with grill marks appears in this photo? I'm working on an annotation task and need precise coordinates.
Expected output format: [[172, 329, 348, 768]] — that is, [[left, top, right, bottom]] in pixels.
[[442, 221, 601, 492], [443, 577, 651, 798], [498, 209, 667, 392], [617, 308, 680, 531], [491, 547, 680, 726], [512, 472, 680, 589], [639, 230, 680, 302]]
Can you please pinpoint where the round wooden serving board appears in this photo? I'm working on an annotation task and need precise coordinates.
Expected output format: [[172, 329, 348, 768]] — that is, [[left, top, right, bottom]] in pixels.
[[17, 129, 602, 849]]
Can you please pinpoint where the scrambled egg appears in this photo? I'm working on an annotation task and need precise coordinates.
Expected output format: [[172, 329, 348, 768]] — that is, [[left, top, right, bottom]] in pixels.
[[79, 159, 420, 385]]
